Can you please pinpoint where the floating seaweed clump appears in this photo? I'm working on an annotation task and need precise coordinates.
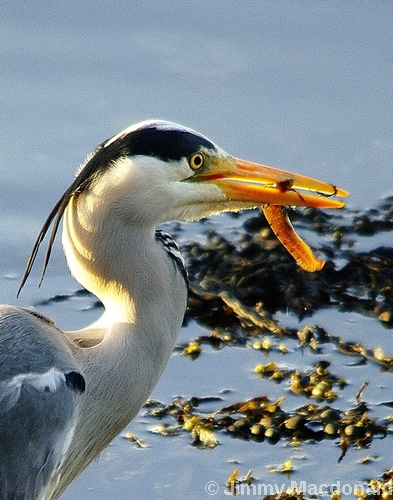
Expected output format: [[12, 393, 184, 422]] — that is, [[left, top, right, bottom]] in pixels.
[[184, 199, 393, 325], [254, 360, 346, 403], [222, 466, 393, 500], [142, 391, 388, 461]]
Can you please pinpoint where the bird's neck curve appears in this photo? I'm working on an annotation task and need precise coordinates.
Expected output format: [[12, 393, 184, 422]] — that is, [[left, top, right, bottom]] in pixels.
[[61, 192, 187, 338], [46, 189, 187, 498]]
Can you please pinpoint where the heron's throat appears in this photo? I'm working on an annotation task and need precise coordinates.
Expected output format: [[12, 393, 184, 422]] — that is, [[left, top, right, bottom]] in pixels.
[[61, 190, 188, 336], [62, 195, 139, 323]]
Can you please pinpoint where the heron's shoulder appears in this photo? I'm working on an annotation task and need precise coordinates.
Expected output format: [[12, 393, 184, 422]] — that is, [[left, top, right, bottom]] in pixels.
[[0, 304, 56, 329], [155, 230, 188, 283], [0, 305, 83, 387], [21, 307, 55, 325]]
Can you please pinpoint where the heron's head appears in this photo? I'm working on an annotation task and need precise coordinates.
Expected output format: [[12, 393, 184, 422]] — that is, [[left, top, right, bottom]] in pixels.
[[76, 120, 347, 225], [18, 120, 348, 294]]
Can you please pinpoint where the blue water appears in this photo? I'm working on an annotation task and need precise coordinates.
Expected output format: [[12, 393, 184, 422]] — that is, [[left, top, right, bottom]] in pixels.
[[1, 2, 393, 499]]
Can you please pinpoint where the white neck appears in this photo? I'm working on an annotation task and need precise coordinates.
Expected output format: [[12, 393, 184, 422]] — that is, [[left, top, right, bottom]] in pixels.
[[61, 186, 188, 393], [51, 188, 187, 496], [62, 191, 187, 332]]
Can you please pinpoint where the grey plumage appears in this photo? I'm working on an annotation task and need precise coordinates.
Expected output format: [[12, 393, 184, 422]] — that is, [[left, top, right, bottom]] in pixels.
[[0, 307, 84, 499]]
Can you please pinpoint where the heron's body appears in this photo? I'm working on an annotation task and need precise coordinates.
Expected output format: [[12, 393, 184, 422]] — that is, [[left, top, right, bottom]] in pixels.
[[0, 120, 347, 499], [0, 306, 84, 499]]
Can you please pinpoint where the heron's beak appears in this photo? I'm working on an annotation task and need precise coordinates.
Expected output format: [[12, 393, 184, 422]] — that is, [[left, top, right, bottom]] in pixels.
[[197, 156, 348, 209], [192, 156, 348, 272]]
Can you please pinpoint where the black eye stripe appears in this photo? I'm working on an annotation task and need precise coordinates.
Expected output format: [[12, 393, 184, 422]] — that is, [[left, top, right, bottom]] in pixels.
[[71, 126, 217, 196], [104, 127, 216, 162]]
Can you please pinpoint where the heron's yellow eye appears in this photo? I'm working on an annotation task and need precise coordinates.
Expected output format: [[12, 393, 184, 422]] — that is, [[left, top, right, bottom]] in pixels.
[[189, 153, 205, 170]]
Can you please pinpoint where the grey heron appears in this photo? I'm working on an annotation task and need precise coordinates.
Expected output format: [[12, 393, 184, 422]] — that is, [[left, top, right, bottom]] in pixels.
[[0, 120, 348, 499]]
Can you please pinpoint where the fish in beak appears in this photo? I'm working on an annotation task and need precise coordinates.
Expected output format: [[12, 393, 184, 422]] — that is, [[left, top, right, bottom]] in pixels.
[[197, 156, 349, 272]]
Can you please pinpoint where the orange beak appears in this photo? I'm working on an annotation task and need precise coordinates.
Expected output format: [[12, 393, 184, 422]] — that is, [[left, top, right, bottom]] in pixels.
[[196, 156, 348, 209], [194, 156, 348, 272]]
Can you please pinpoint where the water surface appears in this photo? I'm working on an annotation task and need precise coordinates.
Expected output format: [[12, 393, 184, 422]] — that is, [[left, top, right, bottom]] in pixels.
[[1, 2, 392, 499]]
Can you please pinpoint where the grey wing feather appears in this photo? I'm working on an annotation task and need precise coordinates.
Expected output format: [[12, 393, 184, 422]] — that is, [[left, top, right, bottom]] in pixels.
[[0, 306, 85, 500]]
